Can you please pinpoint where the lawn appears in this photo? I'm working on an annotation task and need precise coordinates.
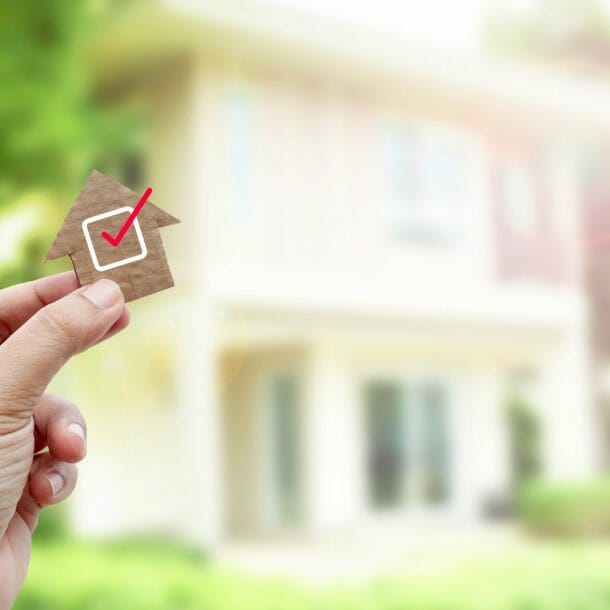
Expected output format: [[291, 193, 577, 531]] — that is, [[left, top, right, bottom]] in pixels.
[[15, 537, 610, 610]]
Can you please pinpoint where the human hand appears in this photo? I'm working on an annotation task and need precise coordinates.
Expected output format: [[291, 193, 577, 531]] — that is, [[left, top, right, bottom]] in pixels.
[[0, 272, 129, 609]]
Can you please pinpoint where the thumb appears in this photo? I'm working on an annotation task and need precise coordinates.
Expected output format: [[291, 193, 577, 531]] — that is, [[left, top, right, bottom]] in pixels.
[[0, 279, 125, 425]]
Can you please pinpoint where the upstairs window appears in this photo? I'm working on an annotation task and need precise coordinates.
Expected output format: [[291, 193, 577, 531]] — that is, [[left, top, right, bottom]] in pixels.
[[225, 87, 255, 226], [384, 123, 468, 243], [493, 153, 569, 284], [497, 161, 536, 237]]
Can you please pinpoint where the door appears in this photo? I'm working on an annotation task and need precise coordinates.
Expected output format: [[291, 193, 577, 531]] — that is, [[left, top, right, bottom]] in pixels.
[[365, 377, 451, 510]]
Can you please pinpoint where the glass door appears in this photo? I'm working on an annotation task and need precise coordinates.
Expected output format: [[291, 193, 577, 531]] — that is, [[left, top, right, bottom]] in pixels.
[[365, 377, 451, 510]]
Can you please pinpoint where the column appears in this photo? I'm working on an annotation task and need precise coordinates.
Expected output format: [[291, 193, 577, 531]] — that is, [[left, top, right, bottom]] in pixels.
[[304, 344, 361, 534]]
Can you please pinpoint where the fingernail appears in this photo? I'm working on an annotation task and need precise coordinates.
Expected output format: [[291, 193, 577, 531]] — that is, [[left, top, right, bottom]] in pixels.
[[45, 472, 64, 497], [83, 279, 121, 309], [67, 422, 87, 451]]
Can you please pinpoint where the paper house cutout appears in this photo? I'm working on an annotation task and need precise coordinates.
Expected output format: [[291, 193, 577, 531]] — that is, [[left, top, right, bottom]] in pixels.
[[45, 170, 180, 302]]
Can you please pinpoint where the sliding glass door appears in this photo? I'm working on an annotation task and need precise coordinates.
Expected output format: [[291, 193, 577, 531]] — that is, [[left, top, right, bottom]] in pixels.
[[365, 377, 451, 510]]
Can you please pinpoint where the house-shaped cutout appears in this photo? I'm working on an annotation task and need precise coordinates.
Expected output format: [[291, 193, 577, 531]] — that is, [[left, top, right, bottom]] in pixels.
[[45, 170, 180, 302]]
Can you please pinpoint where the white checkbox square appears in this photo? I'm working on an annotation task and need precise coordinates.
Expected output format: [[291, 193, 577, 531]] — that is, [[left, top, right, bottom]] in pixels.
[[82, 206, 148, 272]]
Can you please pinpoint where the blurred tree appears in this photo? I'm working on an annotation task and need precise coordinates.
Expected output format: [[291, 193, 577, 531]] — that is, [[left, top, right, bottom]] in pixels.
[[0, 0, 143, 284], [485, 0, 610, 70]]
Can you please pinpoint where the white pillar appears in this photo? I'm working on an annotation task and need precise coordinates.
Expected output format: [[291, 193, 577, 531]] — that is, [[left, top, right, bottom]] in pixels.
[[176, 296, 223, 549], [453, 370, 510, 519], [170, 58, 224, 549], [304, 345, 360, 534], [540, 322, 596, 480]]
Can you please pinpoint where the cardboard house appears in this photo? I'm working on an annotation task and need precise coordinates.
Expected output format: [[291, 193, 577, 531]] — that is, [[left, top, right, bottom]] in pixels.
[[45, 170, 180, 302]]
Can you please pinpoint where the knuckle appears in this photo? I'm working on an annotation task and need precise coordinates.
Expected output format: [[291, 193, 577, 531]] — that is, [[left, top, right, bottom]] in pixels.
[[37, 394, 85, 434], [57, 463, 78, 494], [36, 307, 85, 354], [0, 377, 38, 422], [45, 393, 81, 418]]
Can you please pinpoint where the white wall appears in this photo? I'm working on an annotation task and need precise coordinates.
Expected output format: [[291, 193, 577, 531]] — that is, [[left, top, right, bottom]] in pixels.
[[452, 369, 511, 518], [189, 57, 497, 296]]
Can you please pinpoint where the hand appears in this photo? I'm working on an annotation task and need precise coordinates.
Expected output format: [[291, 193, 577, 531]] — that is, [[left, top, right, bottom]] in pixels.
[[0, 272, 129, 609]]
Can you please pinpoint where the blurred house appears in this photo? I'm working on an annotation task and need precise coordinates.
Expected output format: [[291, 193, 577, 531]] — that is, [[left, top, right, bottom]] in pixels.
[[71, 0, 610, 549]]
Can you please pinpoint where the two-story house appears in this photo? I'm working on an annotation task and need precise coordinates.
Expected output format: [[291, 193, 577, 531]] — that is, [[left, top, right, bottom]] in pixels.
[[65, 0, 606, 549]]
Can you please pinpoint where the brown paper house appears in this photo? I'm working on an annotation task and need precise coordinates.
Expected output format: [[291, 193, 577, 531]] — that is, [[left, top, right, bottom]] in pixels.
[[45, 170, 180, 302]]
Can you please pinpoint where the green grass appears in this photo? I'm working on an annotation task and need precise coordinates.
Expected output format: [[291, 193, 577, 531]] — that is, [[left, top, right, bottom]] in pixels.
[[15, 537, 610, 610]]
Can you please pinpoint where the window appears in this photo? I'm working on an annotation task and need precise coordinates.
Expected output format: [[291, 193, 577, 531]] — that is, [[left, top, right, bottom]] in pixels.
[[225, 88, 254, 225], [423, 138, 464, 205], [498, 162, 536, 236], [385, 127, 420, 203], [420, 382, 450, 504], [384, 124, 467, 242], [265, 373, 302, 526], [365, 378, 451, 509], [366, 382, 408, 507]]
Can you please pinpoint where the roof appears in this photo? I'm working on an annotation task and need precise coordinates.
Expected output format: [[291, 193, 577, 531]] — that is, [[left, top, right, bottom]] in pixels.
[[88, 0, 610, 133]]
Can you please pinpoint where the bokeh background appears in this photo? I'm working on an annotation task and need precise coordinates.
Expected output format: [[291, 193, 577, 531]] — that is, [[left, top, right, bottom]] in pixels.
[[5, 0, 610, 608]]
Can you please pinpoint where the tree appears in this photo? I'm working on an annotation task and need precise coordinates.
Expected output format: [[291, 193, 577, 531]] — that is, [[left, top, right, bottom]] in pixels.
[[0, 1, 142, 284], [485, 0, 610, 66]]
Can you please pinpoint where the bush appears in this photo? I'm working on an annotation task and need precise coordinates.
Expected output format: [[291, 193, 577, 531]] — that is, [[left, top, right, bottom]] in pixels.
[[518, 478, 610, 537]]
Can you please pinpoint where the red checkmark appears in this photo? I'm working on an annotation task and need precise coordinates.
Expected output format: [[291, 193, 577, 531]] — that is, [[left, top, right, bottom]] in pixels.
[[101, 187, 153, 247]]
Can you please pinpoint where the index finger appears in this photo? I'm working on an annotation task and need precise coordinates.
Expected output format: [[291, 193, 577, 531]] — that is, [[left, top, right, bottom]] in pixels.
[[0, 271, 79, 342]]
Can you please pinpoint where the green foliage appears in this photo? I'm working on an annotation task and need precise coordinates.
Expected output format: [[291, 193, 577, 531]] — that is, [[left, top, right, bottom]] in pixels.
[[507, 394, 542, 492], [32, 505, 70, 543], [16, 537, 610, 610], [485, 0, 610, 59], [0, 1, 145, 285], [519, 478, 610, 538], [0, 1, 142, 205]]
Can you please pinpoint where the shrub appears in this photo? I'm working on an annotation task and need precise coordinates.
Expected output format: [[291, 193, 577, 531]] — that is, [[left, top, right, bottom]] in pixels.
[[518, 478, 610, 537]]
